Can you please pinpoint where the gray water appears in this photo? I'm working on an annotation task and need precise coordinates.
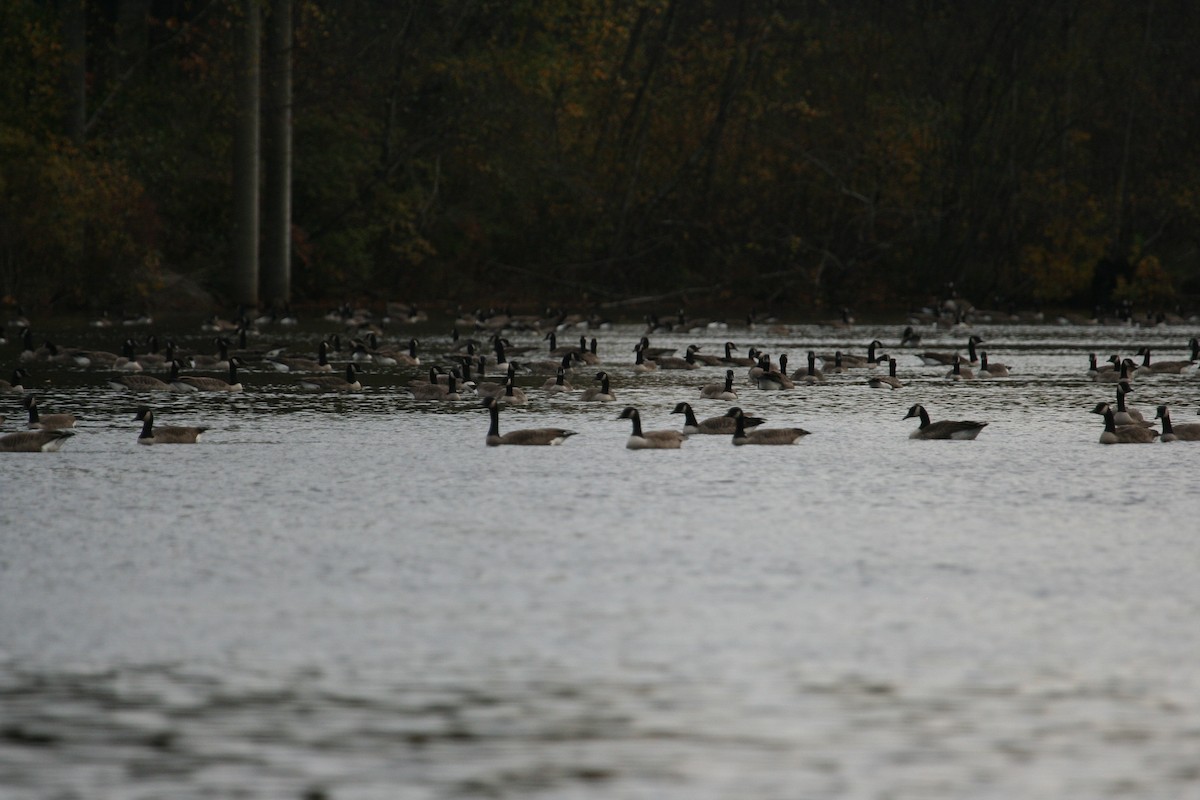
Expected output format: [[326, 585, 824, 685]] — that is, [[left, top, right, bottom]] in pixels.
[[2, 318, 1199, 799]]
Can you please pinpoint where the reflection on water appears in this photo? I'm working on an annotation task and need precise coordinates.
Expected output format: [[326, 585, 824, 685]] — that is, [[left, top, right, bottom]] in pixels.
[[2, 318, 1199, 798]]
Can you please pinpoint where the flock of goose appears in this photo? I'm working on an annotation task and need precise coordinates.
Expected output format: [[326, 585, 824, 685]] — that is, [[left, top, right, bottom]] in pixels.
[[2, 313, 1199, 452]]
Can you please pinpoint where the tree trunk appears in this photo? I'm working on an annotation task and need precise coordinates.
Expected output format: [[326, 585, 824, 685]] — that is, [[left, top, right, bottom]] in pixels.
[[115, 0, 151, 73], [261, 0, 292, 307], [232, 0, 261, 307]]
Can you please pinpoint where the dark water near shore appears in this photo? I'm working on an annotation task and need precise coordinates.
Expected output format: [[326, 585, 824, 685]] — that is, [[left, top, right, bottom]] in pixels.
[[1, 317, 1199, 798]]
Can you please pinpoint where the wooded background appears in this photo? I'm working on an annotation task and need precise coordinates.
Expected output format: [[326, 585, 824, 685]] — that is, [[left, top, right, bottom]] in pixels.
[[2, 0, 1198, 316]]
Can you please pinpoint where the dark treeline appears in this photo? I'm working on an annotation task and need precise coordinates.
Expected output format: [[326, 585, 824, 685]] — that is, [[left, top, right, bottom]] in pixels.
[[1, 0, 1198, 316]]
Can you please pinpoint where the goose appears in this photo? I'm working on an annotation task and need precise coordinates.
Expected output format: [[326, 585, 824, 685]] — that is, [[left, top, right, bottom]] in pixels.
[[792, 351, 825, 383], [636, 337, 676, 360], [725, 406, 809, 445], [0, 429, 75, 452], [1086, 353, 1116, 379], [0, 368, 27, 394], [109, 339, 144, 371], [133, 407, 208, 445], [822, 352, 848, 375], [618, 406, 687, 449], [1113, 382, 1150, 426], [720, 342, 757, 367], [900, 326, 922, 347], [1090, 402, 1158, 444], [1093, 357, 1136, 384], [700, 370, 739, 400], [576, 336, 601, 365], [903, 404, 987, 440], [1155, 405, 1200, 442], [945, 355, 975, 380], [266, 341, 333, 373], [475, 362, 516, 400], [372, 336, 421, 367], [542, 366, 574, 394], [977, 351, 1009, 378], [497, 376, 528, 405], [631, 343, 657, 372], [580, 371, 616, 402], [545, 331, 581, 358], [655, 345, 701, 370], [920, 335, 983, 366], [755, 354, 795, 390], [689, 346, 725, 367], [299, 363, 361, 392], [482, 396, 576, 446], [1136, 344, 1197, 375], [867, 357, 903, 389], [671, 401, 764, 434], [189, 338, 232, 370], [821, 340, 883, 369], [409, 374, 454, 400], [107, 372, 175, 392], [22, 395, 77, 430], [171, 358, 244, 392]]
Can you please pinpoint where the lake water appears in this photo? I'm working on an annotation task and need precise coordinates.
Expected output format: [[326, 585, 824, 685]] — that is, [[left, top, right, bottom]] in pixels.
[[2, 316, 1199, 799]]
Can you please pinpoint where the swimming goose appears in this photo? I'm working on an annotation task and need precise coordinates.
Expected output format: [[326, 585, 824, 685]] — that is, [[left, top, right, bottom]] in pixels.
[[1136, 343, 1197, 375], [977, 351, 1009, 377], [171, 358, 244, 392], [0, 368, 27, 394], [110, 338, 144, 371], [1091, 402, 1158, 444], [900, 326, 922, 347], [632, 343, 657, 372], [867, 357, 903, 389], [576, 336, 602, 365], [190, 338, 232, 370], [266, 341, 334, 373], [920, 335, 983, 366], [1086, 353, 1116, 379], [618, 407, 687, 449], [107, 372, 175, 391], [903, 404, 987, 439], [720, 342, 757, 367], [945, 355, 975, 380], [821, 340, 884, 369], [580, 371, 616, 402], [636, 337, 676, 360], [671, 401, 765, 434], [475, 362, 516, 399], [1113, 382, 1150, 426], [0, 428, 75, 452], [792, 351, 825, 383], [299, 363, 362, 392], [1093, 357, 1136, 384], [133, 407, 208, 445], [700, 370, 739, 400], [655, 345, 701, 370], [725, 406, 809, 445], [545, 331, 581, 358], [542, 366, 574, 394], [377, 336, 421, 367], [22, 395, 77, 430], [482, 397, 577, 446], [1155, 405, 1200, 441], [409, 373, 456, 400], [755, 354, 795, 390], [497, 376, 528, 405]]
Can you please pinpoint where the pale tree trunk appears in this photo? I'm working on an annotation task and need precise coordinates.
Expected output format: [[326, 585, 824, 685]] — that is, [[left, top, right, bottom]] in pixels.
[[232, 0, 261, 308], [261, 0, 293, 308]]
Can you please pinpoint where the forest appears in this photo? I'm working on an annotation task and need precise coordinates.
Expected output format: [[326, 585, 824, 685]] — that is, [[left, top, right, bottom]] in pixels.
[[1, 0, 1198, 319]]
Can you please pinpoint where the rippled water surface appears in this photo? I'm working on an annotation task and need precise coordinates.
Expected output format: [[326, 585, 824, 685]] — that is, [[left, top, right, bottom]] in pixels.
[[2, 317, 1199, 799]]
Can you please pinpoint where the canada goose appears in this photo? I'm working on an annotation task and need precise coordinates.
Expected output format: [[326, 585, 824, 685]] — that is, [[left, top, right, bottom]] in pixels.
[[545, 331, 581, 358], [22, 395, 77, 430], [821, 340, 884, 369], [903, 404, 987, 440], [945, 355, 975, 380], [671, 401, 765, 434], [171, 358, 244, 392], [1113, 382, 1150, 426], [0, 367, 27, 394], [725, 406, 809, 445], [618, 406, 687, 449], [111, 338, 144, 371], [822, 352, 848, 375], [576, 336, 601, 365], [475, 362, 516, 399], [720, 342, 757, 367], [632, 343, 657, 372], [0, 428, 75, 452], [900, 326, 922, 346], [792, 351, 825, 383], [700, 370, 739, 400], [867, 357, 903, 389], [542, 366, 574, 394], [1086, 353, 1116, 379], [920, 335, 983, 366], [655, 345, 701, 370], [1136, 343, 1197, 375], [1155, 405, 1200, 442], [299, 363, 361, 392], [497, 376, 528, 405], [755, 354, 795, 390], [367, 336, 420, 367], [1093, 357, 1136, 384], [1090, 402, 1158, 444], [266, 341, 333, 372], [580, 371, 616, 402], [190, 338, 232, 370], [636, 337, 676, 360], [482, 396, 576, 446], [409, 374, 454, 400], [977, 351, 1009, 378], [107, 372, 175, 391], [133, 407, 208, 445]]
